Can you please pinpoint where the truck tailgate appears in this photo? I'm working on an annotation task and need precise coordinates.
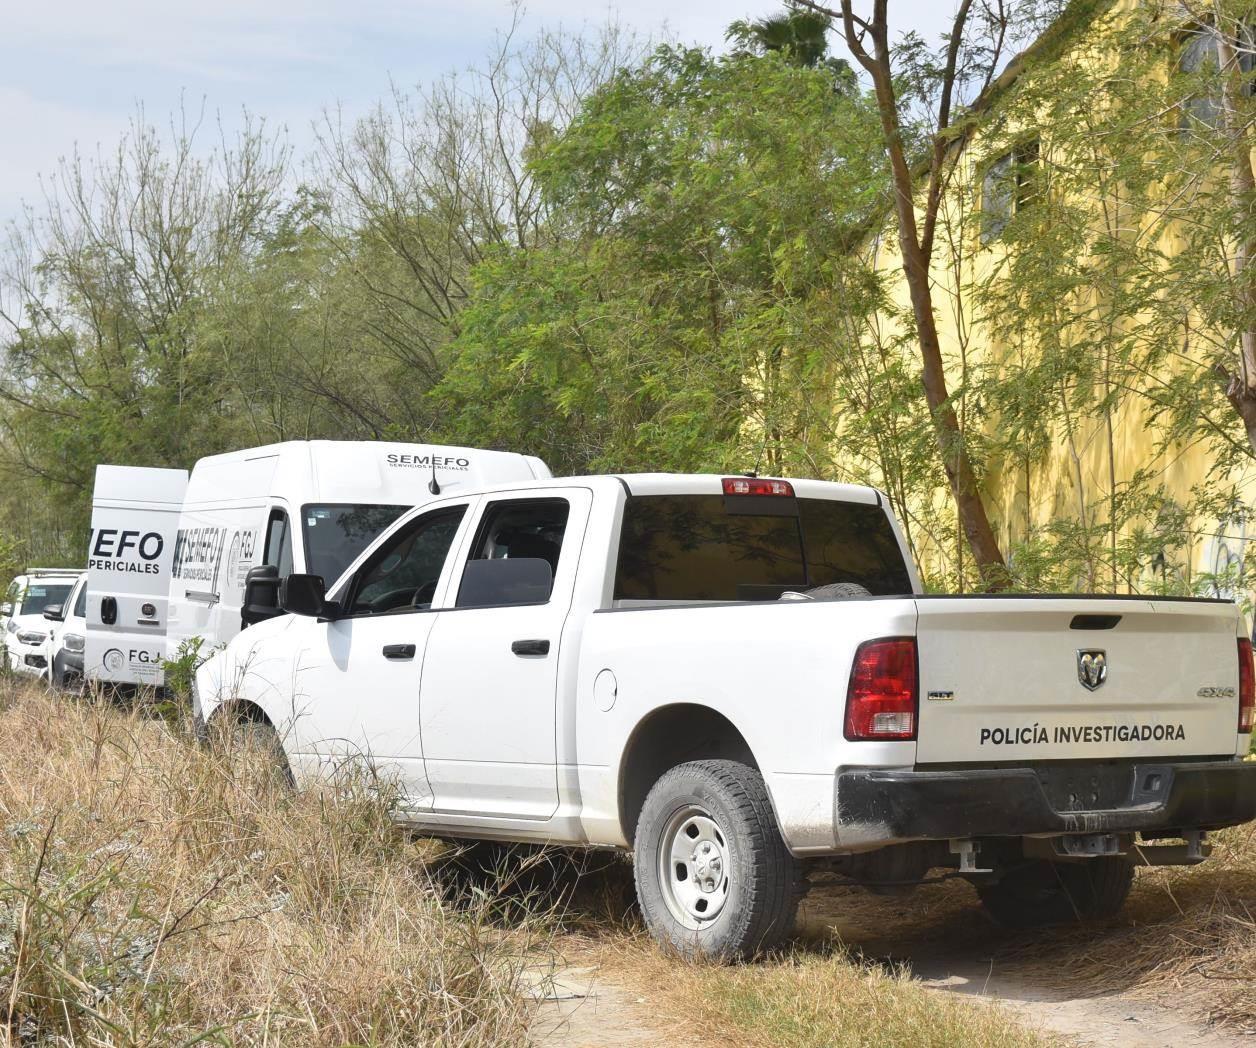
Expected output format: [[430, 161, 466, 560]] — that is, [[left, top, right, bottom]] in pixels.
[[914, 597, 1243, 764]]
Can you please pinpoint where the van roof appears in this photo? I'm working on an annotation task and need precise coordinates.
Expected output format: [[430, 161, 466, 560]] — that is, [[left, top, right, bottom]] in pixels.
[[184, 440, 550, 508]]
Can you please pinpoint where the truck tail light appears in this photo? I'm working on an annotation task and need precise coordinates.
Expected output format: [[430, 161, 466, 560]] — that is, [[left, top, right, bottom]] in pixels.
[[1239, 638, 1254, 734], [722, 477, 794, 497], [844, 637, 918, 741]]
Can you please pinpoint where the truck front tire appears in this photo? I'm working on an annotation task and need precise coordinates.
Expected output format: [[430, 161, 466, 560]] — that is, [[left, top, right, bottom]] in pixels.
[[211, 717, 294, 792], [633, 759, 801, 961], [977, 856, 1134, 928]]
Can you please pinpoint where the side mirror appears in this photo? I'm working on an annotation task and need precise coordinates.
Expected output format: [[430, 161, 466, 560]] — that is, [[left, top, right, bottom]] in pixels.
[[0, 603, 11, 618], [241, 565, 282, 628], [42, 604, 64, 622], [280, 573, 329, 618]]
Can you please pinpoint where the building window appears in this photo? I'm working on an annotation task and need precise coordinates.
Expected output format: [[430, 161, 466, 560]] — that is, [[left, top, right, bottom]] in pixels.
[[1179, 22, 1255, 130], [980, 138, 1040, 246], [1180, 26, 1223, 127]]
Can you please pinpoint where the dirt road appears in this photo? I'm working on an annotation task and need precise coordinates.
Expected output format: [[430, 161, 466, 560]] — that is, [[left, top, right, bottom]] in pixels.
[[532, 870, 1253, 1047]]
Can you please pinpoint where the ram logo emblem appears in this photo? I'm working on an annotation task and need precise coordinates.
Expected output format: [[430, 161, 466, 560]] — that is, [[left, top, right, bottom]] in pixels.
[[1076, 649, 1107, 691]]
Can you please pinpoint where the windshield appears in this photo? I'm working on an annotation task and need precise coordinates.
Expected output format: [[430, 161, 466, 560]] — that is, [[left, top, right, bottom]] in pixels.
[[614, 495, 912, 601], [18, 582, 73, 617], [72, 581, 87, 619], [302, 504, 409, 586]]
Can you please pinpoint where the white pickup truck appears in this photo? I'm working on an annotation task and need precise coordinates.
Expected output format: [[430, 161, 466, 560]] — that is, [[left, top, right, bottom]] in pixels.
[[195, 473, 1256, 959]]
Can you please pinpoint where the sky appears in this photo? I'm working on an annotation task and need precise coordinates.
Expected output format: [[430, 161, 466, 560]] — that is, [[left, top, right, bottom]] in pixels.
[[0, 0, 956, 230]]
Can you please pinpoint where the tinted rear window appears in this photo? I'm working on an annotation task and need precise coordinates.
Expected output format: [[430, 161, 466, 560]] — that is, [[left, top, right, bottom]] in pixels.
[[614, 495, 912, 601]]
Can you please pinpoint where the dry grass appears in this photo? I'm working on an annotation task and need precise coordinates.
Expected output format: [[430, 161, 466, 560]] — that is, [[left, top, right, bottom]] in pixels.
[[0, 679, 545, 1046], [571, 819, 1256, 1046], [1004, 823, 1256, 1033], [587, 935, 1058, 1048], [6, 663, 1251, 1045]]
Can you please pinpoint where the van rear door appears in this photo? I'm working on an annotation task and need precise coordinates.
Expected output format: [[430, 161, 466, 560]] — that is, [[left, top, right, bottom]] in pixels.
[[86, 465, 189, 688]]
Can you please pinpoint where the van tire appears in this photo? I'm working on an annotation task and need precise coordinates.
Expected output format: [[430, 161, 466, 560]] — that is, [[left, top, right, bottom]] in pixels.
[[633, 759, 800, 961], [977, 857, 1134, 928]]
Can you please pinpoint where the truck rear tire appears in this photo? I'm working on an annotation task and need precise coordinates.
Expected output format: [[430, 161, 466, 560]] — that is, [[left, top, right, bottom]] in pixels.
[[633, 759, 801, 961], [977, 856, 1133, 928]]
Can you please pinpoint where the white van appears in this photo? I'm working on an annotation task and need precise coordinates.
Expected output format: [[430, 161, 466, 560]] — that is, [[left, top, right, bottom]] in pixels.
[[2, 569, 82, 676], [86, 465, 190, 688], [166, 441, 551, 660]]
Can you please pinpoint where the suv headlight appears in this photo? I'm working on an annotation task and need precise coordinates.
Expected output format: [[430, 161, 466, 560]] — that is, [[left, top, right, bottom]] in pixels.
[[16, 630, 45, 646], [63, 633, 85, 654]]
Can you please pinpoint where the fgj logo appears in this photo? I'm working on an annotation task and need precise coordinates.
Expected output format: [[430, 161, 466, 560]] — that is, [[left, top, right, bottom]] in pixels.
[[102, 647, 158, 675]]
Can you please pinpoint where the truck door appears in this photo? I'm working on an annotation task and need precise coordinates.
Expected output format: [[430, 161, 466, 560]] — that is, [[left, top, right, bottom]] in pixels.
[[289, 501, 473, 809], [419, 488, 591, 820], [86, 465, 189, 688]]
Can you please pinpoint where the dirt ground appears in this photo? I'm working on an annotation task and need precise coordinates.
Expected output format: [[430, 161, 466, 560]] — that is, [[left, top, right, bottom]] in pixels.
[[530, 867, 1255, 1048]]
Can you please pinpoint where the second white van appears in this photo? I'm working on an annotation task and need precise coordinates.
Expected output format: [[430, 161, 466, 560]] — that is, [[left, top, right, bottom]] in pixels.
[[166, 441, 551, 660]]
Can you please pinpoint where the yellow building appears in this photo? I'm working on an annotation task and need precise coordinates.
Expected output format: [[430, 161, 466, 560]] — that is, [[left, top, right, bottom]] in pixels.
[[859, 0, 1256, 599]]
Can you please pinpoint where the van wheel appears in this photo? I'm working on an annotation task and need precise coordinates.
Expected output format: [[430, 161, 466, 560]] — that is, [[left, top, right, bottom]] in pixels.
[[977, 857, 1133, 928], [633, 759, 800, 961]]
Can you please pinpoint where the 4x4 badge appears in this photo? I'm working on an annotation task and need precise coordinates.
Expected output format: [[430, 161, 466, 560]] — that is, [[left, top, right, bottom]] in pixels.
[[1077, 649, 1107, 691]]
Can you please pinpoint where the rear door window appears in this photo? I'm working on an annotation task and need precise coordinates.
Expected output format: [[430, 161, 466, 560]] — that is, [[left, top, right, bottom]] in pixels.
[[613, 495, 911, 601], [456, 499, 571, 608]]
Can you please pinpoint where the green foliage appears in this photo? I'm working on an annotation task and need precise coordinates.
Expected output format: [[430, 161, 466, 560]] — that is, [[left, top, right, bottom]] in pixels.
[[1, 6, 1253, 602], [436, 46, 895, 477], [726, 4, 856, 91], [161, 636, 206, 707]]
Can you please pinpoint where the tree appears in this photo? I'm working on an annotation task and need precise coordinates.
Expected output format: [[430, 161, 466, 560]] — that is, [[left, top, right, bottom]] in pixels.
[[433, 46, 895, 479], [308, 22, 644, 423], [0, 111, 288, 540], [791, 0, 1068, 587], [727, 4, 856, 90]]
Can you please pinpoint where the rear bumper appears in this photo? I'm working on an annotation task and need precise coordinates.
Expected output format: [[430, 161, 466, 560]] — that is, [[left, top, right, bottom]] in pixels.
[[835, 759, 1256, 847]]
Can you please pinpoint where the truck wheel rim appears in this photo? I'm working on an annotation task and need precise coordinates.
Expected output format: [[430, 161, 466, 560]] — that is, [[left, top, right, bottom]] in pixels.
[[658, 804, 731, 929]]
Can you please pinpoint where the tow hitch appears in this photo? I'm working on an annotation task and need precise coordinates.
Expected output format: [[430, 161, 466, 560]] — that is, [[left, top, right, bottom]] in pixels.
[[1056, 833, 1127, 858], [1131, 830, 1211, 866]]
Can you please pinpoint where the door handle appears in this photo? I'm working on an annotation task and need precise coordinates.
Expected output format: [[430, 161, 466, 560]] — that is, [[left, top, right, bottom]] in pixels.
[[511, 638, 550, 657], [382, 643, 416, 660]]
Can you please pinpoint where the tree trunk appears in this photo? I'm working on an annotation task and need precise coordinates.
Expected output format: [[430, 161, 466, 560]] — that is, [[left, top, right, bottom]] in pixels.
[[842, 0, 1009, 589], [898, 233, 1009, 586]]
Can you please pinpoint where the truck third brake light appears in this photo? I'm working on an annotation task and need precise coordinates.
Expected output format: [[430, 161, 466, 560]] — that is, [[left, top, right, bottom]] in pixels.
[[844, 637, 918, 741], [722, 477, 794, 497]]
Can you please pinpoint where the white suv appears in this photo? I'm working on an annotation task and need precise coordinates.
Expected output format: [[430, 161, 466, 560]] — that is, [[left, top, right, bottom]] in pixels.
[[42, 573, 87, 687], [2, 570, 82, 677]]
